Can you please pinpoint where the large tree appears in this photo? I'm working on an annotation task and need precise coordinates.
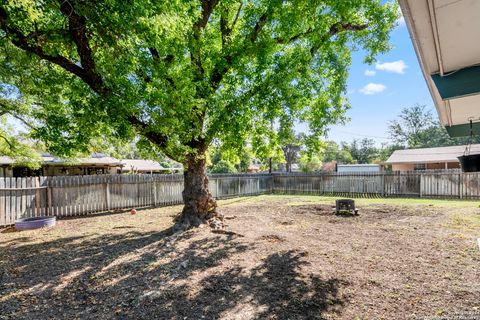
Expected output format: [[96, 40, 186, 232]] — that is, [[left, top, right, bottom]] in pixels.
[[0, 0, 398, 229], [389, 104, 480, 148], [342, 138, 378, 164]]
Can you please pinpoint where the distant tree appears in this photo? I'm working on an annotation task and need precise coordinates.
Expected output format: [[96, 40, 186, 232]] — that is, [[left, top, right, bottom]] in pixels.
[[208, 143, 251, 172], [209, 160, 236, 174], [320, 141, 354, 164], [389, 104, 437, 148], [0, 98, 41, 168], [321, 141, 341, 162], [298, 153, 323, 173], [376, 143, 404, 162], [342, 138, 378, 164], [237, 148, 253, 173], [389, 104, 480, 148], [0, 0, 398, 229]]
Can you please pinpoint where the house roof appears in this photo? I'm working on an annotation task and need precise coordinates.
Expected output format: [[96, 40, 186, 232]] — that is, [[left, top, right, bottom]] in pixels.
[[385, 144, 480, 164], [337, 164, 380, 167], [0, 153, 122, 166], [0, 157, 15, 165], [120, 159, 179, 172]]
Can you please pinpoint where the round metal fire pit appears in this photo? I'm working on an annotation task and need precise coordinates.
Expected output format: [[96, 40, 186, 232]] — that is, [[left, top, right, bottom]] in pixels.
[[15, 216, 56, 231]]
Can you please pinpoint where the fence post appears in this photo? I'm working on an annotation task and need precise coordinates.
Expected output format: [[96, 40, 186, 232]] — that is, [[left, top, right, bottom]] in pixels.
[[382, 174, 385, 197], [459, 172, 463, 199], [419, 173, 423, 198], [152, 176, 158, 206], [105, 177, 111, 211], [238, 176, 241, 195], [46, 186, 52, 215]]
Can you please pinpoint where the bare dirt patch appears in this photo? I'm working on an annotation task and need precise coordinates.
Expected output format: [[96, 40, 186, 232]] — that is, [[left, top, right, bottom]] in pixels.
[[0, 196, 479, 319]]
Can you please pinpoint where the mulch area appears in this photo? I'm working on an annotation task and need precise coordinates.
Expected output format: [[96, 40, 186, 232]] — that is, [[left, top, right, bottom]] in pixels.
[[0, 197, 479, 319]]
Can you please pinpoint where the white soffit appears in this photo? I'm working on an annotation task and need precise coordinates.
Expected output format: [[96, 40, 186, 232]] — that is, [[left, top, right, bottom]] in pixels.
[[448, 95, 480, 125], [399, 0, 480, 130], [434, 0, 480, 73]]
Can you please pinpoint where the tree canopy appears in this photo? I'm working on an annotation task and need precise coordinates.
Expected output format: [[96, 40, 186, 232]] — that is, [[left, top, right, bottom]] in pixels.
[[1, 0, 398, 161], [0, 0, 399, 228], [389, 104, 480, 149]]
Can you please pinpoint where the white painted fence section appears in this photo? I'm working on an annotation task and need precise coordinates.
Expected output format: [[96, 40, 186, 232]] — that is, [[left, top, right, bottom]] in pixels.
[[1, 171, 479, 227]]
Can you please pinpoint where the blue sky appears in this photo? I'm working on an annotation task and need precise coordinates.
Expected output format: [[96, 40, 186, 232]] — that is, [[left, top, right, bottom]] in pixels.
[[314, 17, 435, 146]]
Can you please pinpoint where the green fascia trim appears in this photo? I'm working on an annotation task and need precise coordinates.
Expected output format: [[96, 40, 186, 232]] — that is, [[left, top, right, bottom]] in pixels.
[[431, 65, 480, 99], [446, 122, 480, 137]]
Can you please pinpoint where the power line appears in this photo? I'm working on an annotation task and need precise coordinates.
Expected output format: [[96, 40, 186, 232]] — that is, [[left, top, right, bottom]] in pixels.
[[328, 129, 391, 140]]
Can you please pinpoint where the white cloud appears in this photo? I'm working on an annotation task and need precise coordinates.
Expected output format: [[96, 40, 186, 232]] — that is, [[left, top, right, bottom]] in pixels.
[[359, 83, 387, 95], [375, 60, 408, 74], [364, 69, 376, 77]]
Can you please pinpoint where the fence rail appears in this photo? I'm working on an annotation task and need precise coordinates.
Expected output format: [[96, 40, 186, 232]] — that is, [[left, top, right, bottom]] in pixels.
[[1, 171, 479, 226]]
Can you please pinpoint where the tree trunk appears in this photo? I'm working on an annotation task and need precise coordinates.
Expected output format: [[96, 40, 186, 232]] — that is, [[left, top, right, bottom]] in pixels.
[[174, 154, 222, 231]]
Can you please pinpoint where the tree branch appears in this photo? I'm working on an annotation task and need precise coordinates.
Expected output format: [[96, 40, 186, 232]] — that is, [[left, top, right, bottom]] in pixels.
[[310, 22, 368, 56], [195, 0, 220, 30], [58, 0, 109, 95], [206, 21, 368, 141], [127, 116, 169, 149], [231, 2, 243, 31], [211, 10, 270, 90], [0, 4, 178, 157], [0, 133, 15, 150], [0, 4, 109, 95]]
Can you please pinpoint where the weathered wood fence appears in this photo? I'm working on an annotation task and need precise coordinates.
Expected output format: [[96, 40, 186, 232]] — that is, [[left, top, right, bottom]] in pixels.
[[0, 174, 272, 226], [1, 171, 479, 226]]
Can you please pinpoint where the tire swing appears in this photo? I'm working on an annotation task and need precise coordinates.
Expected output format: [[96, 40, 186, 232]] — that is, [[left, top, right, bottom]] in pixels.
[[457, 120, 480, 172]]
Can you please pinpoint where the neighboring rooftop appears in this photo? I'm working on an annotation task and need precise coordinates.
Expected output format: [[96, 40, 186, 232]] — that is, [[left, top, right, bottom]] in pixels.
[[385, 144, 480, 164], [0, 157, 15, 165], [0, 153, 122, 167], [120, 159, 180, 172]]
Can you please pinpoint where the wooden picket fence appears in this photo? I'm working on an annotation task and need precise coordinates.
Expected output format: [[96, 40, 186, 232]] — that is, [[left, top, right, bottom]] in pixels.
[[1, 171, 479, 227], [0, 174, 273, 227]]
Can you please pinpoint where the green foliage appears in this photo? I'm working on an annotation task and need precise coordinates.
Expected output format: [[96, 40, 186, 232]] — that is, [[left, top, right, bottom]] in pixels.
[[388, 104, 480, 149], [209, 159, 237, 174], [0, 0, 399, 166], [342, 138, 378, 164], [299, 153, 323, 173], [209, 143, 253, 172], [320, 141, 355, 164], [0, 96, 41, 168], [160, 161, 171, 168]]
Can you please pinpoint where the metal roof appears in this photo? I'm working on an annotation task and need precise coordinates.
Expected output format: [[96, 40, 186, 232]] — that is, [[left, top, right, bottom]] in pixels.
[[120, 159, 179, 172], [0, 154, 122, 166], [385, 144, 480, 164], [336, 164, 380, 167], [0, 157, 15, 165]]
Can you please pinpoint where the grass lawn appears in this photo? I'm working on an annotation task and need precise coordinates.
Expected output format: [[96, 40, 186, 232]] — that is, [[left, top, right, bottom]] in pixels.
[[1, 195, 479, 319]]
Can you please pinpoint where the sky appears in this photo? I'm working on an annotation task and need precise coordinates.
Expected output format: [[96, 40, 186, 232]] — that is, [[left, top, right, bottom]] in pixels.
[[310, 16, 436, 146]]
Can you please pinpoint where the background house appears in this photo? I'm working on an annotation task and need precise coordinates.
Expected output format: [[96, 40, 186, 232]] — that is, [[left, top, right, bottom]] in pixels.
[[385, 144, 480, 171], [120, 159, 182, 174], [0, 153, 123, 177], [0, 157, 15, 177]]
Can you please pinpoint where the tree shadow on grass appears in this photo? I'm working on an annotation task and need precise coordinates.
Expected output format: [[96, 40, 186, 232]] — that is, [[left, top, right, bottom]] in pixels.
[[1, 227, 348, 319]]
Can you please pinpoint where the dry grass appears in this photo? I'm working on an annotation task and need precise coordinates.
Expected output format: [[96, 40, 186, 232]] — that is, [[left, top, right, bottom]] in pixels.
[[1, 195, 479, 319]]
